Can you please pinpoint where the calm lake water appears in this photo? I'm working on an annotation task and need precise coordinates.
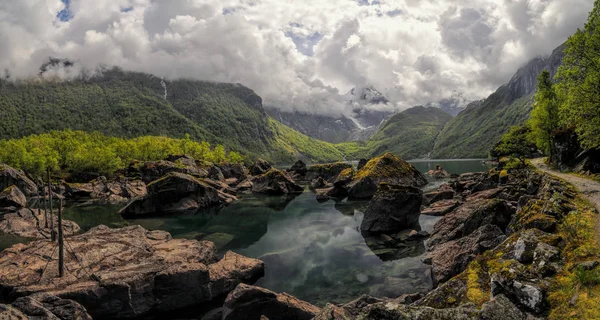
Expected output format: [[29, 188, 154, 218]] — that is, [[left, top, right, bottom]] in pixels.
[[54, 159, 492, 306]]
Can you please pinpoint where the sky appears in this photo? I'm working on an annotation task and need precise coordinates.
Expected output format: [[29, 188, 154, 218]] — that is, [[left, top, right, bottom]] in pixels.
[[0, 0, 593, 116]]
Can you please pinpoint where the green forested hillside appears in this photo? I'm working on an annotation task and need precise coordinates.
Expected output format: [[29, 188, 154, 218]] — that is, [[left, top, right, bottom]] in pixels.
[[366, 106, 452, 159], [0, 68, 342, 164], [431, 91, 533, 158], [430, 43, 565, 159]]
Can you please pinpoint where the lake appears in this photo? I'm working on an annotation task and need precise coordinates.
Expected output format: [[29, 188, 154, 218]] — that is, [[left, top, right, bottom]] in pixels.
[[60, 159, 492, 306]]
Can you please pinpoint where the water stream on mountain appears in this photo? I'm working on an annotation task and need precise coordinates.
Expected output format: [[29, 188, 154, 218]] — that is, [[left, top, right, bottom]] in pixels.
[[52, 159, 493, 306]]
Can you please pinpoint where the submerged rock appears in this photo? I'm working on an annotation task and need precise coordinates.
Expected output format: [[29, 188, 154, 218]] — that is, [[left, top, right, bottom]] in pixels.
[[361, 184, 422, 234], [222, 284, 320, 320], [0, 185, 27, 209], [347, 153, 427, 199], [119, 172, 236, 216], [0, 164, 38, 197], [0, 225, 263, 319], [251, 169, 303, 195], [249, 159, 272, 176]]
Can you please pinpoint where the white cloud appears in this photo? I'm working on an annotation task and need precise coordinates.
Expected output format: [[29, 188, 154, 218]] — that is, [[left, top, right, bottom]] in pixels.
[[0, 0, 593, 116]]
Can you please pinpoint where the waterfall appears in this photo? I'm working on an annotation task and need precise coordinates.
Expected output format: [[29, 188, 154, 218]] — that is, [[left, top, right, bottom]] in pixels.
[[160, 78, 167, 100]]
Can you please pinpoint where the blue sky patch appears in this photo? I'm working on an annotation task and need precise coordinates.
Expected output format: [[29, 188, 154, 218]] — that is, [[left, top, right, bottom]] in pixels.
[[121, 7, 134, 13], [285, 31, 324, 56], [56, 0, 73, 22]]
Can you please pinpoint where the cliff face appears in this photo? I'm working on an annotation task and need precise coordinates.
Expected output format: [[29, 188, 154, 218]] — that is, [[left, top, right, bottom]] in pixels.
[[431, 43, 566, 159]]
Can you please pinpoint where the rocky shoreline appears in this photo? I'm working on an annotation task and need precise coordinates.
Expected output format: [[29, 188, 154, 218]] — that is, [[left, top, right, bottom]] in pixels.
[[0, 154, 596, 319]]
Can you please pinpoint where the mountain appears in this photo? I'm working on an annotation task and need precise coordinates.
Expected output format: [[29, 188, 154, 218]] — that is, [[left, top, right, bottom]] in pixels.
[[365, 106, 453, 159], [266, 86, 393, 143], [430, 43, 566, 158], [0, 67, 343, 164], [425, 93, 470, 117]]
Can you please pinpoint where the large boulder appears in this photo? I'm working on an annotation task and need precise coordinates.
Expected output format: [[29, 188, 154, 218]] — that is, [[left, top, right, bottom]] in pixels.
[[130, 160, 208, 184], [360, 184, 422, 234], [428, 199, 515, 247], [0, 208, 80, 239], [0, 225, 264, 319], [251, 169, 303, 195], [288, 160, 308, 177], [64, 177, 147, 203], [119, 172, 236, 217], [0, 164, 38, 197], [0, 185, 27, 209], [306, 162, 353, 182], [219, 163, 249, 182], [222, 284, 321, 320], [207, 166, 226, 182], [427, 224, 506, 285], [249, 159, 272, 176], [347, 153, 428, 199]]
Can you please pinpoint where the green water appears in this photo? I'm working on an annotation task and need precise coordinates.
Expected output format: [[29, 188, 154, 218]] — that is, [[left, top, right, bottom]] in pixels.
[[60, 159, 493, 306]]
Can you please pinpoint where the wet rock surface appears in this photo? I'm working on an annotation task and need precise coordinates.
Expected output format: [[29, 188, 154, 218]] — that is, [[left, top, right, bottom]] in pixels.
[[361, 184, 422, 234], [0, 208, 80, 239], [222, 284, 320, 320], [0, 225, 264, 319]]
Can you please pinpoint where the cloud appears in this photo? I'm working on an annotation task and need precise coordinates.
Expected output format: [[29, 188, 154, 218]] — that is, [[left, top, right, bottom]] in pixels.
[[0, 0, 593, 116]]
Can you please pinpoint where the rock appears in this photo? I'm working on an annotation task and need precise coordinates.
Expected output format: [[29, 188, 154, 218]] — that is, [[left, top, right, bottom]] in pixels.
[[333, 168, 354, 188], [249, 159, 272, 176], [427, 224, 506, 284], [573, 260, 599, 271], [251, 169, 303, 195], [0, 164, 38, 197], [64, 178, 147, 203], [428, 199, 515, 247], [0, 225, 263, 319], [0, 208, 80, 239], [360, 184, 422, 234], [132, 160, 208, 184], [426, 165, 450, 179], [423, 188, 455, 205], [166, 154, 197, 166], [490, 277, 545, 314], [421, 199, 461, 216], [325, 186, 348, 199], [306, 162, 353, 182], [288, 160, 308, 176], [119, 172, 236, 216], [357, 159, 368, 171], [466, 188, 505, 201], [480, 294, 533, 320], [316, 194, 330, 203], [222, 284, 320, 320], [355, 302, 480, 320], [236, 179, 253, 193], [347, 153, 428, 199], [208, 166, 226, 181], [0, 185, 27, 209], [310, 177, 328, 190], [218, 163, 249, 181], [10, 293, 92, 320]]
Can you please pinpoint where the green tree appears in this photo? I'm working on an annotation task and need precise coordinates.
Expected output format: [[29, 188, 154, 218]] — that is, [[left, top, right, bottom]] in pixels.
[[530, 70, 559, 155], [556, 0, 600, 149], [491, 124, 536, 166]]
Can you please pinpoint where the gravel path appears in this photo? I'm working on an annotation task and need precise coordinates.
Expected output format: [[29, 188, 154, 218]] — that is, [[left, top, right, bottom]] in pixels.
[[531, 158, 600, 215]]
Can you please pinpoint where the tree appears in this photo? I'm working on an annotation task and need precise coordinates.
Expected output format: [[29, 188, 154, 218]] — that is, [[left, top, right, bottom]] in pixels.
[[556, 0, 600, 150], [491, 124, 536, 167], [530, 70, 560, 155]]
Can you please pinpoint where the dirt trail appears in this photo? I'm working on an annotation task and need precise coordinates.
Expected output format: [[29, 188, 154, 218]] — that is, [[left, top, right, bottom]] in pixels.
[[531, 158, 600, 215]]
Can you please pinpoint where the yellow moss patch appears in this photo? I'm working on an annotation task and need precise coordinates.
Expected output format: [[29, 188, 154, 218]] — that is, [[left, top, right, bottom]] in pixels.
[[337, 168, 354, 180], [466, 260, 489, 306], [499, 169, 508, 177], [548, 196, 600, 319], [354, 152, 415, 180]]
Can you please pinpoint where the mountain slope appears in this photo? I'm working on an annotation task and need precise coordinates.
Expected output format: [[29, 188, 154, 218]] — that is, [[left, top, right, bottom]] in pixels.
[[0, 68, 342, 164], [366, 106, 453, 159], [431, 43, 565, 158]]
